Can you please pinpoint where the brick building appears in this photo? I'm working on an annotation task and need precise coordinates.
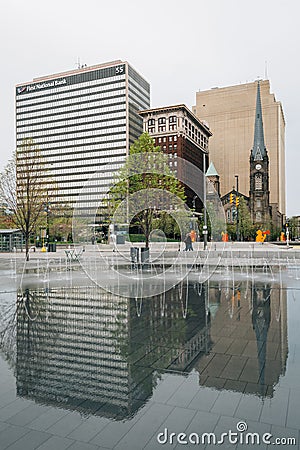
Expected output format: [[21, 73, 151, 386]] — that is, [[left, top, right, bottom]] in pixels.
[[139, 104, 212, 211]]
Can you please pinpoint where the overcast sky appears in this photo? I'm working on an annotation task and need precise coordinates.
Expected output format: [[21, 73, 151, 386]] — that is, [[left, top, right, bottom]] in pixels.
[[0, 0, 299, 216]]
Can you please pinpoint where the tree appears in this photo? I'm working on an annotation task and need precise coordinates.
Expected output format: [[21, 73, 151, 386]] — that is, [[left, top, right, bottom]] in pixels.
[[238, 197, 255, 241], [108, 133, 186, 247], [48, 204, 73, 242], [0, 139, 49, 260], [206, 201, 227, 241]]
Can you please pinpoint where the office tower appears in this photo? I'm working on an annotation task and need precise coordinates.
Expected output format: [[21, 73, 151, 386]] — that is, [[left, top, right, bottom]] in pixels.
[[139, 104, 212, 210], [16, 60, 150, 216], [193, 80, 285, 227]]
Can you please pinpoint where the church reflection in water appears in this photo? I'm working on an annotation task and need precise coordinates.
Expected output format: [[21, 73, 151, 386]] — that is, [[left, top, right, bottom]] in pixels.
[[15, 279, 288, 420]]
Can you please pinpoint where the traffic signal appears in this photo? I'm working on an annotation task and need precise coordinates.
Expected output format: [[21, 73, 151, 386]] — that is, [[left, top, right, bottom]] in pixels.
[[236, 196, 239, 207], [230, 193, 234, 204]]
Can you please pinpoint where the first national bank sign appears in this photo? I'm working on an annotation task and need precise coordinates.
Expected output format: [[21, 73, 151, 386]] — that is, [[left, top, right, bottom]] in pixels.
[[16, 78, 67, 95], [16, 64, 126, 96]]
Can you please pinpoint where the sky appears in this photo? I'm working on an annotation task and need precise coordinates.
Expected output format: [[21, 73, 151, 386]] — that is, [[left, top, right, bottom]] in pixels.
[[0, 0, 299, 216]]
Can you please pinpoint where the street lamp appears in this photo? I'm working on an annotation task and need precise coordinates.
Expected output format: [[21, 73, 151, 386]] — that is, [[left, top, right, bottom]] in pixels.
[[203, 153, 208, 251], [286, 220, 290, 248], [235, 175, 239, 242], [192, 195, 197, 212], [43, 199, 51, 247]]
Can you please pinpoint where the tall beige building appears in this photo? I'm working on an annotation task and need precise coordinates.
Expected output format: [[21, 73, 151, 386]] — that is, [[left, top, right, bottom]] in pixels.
[[193, 80, 286, 225]]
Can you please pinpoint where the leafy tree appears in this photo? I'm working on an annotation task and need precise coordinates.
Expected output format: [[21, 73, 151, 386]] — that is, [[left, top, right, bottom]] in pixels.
[[288, 217, 298, 241], [48, 204, 73, 242], [206, 201, 226, 241], [0, 140, 49, 260], [152, 212, 180, 239], [109, 133, 186, 247], [0, 206, 13, 229], [238, 197, 255, 240]]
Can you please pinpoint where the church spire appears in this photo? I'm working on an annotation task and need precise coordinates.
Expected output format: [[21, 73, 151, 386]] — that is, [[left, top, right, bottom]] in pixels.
[[251, 81, 266, 161]]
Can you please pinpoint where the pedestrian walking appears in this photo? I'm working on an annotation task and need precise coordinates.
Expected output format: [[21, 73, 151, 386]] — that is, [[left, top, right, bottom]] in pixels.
[[184, 233, 193, 251]]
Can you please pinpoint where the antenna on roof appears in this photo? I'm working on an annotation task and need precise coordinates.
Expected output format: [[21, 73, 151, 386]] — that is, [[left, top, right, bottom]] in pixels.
[[265, 60, 268, 80], [76, 58, 87, 69]]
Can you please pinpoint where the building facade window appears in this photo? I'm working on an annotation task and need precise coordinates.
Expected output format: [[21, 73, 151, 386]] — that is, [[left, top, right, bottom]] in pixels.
[[169, 116, 177, 131], [255, 173, 262, 190]]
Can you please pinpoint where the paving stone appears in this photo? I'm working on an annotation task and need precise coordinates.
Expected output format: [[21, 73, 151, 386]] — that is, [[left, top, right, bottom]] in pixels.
[[67, 415, 110, 443], [144, 406, 197, 449], [44, 412, 86, 437], [221, 355, 247, 380], [35, 436, 74, 450], [234, 394, 263, 422], [3, 429, 51, 450], [93, 402, 173, 449], [260, 387, 289, 427], [28, 407, 69, 431], [166, 377, 200, 408], [0, 424, 29, 449], [187, 386, 219, 411], [7, 404, 50, 427], [0, 399, 31, 422], [210, 390, 242, 416], [64, 442, 102, 450]]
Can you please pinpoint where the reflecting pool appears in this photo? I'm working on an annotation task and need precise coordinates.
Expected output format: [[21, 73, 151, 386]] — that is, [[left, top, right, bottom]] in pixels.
[[0, 271, 300, 449]]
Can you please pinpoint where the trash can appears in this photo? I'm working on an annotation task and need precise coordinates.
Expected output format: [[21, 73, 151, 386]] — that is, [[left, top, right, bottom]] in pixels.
[[116, 235, 125, 244], [130, 247, 139, 264], [140, 247, 149, 264], [47, 243, 57, 252]]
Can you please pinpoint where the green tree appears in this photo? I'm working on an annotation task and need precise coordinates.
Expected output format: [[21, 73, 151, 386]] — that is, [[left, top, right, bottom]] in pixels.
[[50, 204, 73, 242], [206, 201, 226, 241], [109, 133, 186, 247], [238, 197, 254, 240], [0, 140, 49, 260]]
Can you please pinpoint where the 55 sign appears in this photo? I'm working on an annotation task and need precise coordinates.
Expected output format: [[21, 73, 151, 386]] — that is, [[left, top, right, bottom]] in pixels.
[[115, 65, 125, 75]]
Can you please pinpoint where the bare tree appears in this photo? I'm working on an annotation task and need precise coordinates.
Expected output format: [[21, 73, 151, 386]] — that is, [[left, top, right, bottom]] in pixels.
[[0, 139, 49, 260]]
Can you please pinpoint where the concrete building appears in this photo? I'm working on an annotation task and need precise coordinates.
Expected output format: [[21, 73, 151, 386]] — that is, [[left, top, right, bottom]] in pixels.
[[193, 80, 285, 227], [15, 60, 150, 216], [139, 104, 212, 210]]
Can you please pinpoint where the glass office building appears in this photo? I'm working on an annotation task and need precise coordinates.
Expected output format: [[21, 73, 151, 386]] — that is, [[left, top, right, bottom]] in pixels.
[[15, 60, 150, 215]]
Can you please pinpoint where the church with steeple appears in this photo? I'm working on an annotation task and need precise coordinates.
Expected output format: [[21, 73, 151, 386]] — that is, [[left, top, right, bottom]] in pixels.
[[206, 80, 275, 231], [195, 79, 285, 232], [249, 81, 272, 226]]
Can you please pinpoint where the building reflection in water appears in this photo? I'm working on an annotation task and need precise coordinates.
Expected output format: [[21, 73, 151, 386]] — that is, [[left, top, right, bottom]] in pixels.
[[197, 280, 288, 397], [15, 279, 287, 420]]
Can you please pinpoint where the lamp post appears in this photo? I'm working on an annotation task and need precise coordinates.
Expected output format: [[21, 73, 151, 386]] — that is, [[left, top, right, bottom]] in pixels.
[[235, 175, 239, 242], [286, 220, 290, 248], [43, 200, 51, 245], [203, 153, 208, 251], [192, 195, 197, 212]]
